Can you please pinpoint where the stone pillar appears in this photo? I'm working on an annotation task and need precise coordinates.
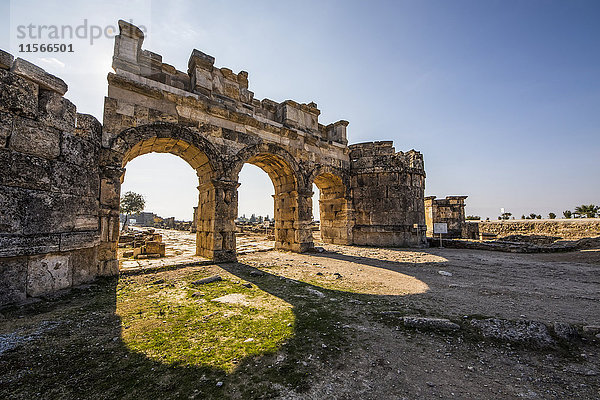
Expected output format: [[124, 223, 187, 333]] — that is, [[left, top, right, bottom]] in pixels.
[[98, 165, 124, 275], [273, 187, 313, 252], [196, 179, 238, 262]]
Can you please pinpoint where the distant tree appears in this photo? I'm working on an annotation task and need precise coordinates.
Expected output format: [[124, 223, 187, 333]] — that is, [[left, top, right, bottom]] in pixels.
[[548, 212, 556, 219], [258, 216, 263, 223], [466, 215, 480, 220], [574, 204, 599, 218], [265, 214, 270, 222], [499, 212, 512, 220], [563, 210, 572, 219], [250, 213, 257, 223], [521, 215, 526, 219], [529, 213, 537, 220], [485, 217, 490, 221], [120, 191, 145, 230], [536, 214, 541, 219]]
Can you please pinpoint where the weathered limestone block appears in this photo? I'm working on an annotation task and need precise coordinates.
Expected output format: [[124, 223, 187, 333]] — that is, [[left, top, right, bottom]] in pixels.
[[277, 100, 319, 133], [0, 235, 61, 258], [0, 257, 27, 305], [112, 20, 145, 74], [60, 231, 100, 251], [9, 118, 61, 159], [52, 160, 99, 197], [144, 241, 165, 256], [99, 167, 124, 208], [38, 89, 76, 131], [188, 49, 215, 96], [61, 131, 100, 167], [3, 187, 97, 236], [325, 120, 349, 144], [27, 253, 72, 297], [0, 68, 38, 118], [71, 246, 99, 286], [75, 113, 102, 143], [11, 58, 68, 95], [0, 186, 24, 234], [0, 49, 14, 69], [0, 148, 52, 190], [0, 111, 12, 147]]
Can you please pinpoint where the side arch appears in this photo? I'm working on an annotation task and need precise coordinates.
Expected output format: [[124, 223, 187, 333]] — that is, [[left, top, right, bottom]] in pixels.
[[99, 122, 236, 264]]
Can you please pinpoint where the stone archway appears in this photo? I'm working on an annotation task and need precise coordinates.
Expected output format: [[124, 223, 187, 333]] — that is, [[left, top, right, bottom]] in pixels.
[[231, 143, 313, 253], [98, 122, 233, 266]]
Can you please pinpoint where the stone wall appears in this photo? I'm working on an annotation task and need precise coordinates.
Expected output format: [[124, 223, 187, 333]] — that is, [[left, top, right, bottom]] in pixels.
[[465, 219, 600, 240], [349, 142, 427, 247], [424, 195, 467, 238], [0, 49, 104, 306]]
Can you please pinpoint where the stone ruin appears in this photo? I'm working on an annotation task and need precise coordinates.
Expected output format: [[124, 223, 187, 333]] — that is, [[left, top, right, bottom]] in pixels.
[[424, 196, 468, 239], [0, 20, 427, 305], [119, 230, 166, 259]]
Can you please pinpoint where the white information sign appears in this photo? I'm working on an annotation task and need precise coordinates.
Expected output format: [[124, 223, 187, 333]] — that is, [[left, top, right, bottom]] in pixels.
[[433, 223, 448, 234]]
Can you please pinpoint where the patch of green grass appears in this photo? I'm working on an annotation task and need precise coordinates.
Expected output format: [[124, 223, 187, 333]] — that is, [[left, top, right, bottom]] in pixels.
[[117, 273, 294, 372], [0, 266, 355, 399]]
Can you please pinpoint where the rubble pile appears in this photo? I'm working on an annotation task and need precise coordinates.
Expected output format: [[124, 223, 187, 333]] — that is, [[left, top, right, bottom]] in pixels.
[[119, 229, 166, 259]]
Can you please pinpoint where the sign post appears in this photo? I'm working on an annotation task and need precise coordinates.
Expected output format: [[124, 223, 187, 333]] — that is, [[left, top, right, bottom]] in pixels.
[[433, 223, 448, 248]]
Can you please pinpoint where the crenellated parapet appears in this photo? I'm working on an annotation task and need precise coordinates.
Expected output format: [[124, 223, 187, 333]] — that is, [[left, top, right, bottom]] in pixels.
[[111, 20, 347, 145], [349, 141, 425, 175]]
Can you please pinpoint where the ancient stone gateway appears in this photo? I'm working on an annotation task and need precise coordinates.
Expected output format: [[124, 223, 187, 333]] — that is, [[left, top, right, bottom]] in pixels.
[[0, 21, 426, 304]]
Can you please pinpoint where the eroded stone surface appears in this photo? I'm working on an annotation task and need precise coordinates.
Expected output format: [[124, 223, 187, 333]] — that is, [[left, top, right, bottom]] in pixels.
[[11, 58, 68, 95], [26, 254, 72, 297]]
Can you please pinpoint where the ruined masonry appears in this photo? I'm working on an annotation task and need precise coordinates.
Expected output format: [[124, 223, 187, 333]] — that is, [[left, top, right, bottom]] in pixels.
[[425, 196, 468, 239], [0, 21, 426, 305]]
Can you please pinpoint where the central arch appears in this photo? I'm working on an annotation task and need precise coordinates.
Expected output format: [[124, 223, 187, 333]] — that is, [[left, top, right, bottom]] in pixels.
[[231, 144, 314, 253]]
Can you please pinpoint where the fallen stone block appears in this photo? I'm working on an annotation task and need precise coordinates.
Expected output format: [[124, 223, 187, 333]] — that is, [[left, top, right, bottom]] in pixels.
[[403, 316, 461, 331], [144, 241, 165, 256], [553, 322, 579, 341], [192, 275, 222, 285], [470, 318, 555, 347], [11, 58, 68, 95]]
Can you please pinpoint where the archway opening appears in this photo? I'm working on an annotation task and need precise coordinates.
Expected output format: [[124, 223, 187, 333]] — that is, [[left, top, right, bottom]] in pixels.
[[236, 164, 275, 253], [235, 152, 311, 253], [311, 184, 321, 243], [115, 136, 216, 268], [313, 172, 352, 245]]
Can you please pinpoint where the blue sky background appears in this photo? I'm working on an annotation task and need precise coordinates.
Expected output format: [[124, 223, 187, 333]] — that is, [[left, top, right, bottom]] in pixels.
[[2, 0, 599, 220]]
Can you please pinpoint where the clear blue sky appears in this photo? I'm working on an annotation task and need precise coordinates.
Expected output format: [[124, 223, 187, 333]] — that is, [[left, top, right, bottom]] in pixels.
[[2, 0, 599, 220]]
